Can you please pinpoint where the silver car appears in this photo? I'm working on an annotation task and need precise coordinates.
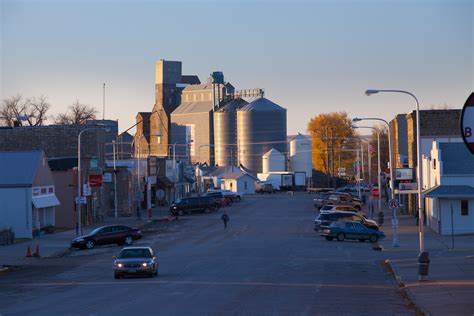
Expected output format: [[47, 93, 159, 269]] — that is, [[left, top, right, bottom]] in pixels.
[[113, 247, 158, 279]]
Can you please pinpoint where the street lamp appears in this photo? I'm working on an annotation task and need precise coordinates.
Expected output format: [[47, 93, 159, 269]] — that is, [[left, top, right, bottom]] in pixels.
[[77, 125, 109, 235], [365, 88, 427, 280], [352, 125, 382, 213], [353, 117, 398, 247]]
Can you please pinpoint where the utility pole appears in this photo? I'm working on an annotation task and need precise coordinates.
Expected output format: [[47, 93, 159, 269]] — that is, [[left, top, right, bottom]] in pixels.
[[326, 128, 330, 187], [102, 83, 106, 120], [113, 140, 118, 218]]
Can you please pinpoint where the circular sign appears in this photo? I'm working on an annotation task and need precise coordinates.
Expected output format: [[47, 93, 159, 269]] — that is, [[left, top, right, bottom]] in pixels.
[[389, 198, 399, 209], [460, 92, 474, 154]]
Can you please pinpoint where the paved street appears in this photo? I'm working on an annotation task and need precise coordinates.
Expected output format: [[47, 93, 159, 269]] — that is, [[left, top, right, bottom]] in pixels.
[[0, 194, 413, 316]]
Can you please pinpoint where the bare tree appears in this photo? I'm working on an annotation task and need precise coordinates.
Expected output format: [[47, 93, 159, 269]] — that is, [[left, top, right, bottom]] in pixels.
[[0, 95, 51, 126], [54, 100, 98, 124]]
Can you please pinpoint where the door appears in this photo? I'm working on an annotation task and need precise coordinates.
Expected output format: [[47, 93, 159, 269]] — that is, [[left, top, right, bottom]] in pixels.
[[345, 222, 357, 239], [95, 227, 114, 245], [353, 222, 369, 239]]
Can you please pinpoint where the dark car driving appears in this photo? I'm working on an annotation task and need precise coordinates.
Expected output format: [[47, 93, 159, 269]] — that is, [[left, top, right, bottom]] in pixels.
[[113, 247, 158, 279], [170, 196, 219, 216], [70, 225, 142, 250], [320, 221, 385, 242], [313, 211, 379, 232]]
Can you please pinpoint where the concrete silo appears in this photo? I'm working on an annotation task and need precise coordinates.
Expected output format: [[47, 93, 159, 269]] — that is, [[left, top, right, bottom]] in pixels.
[[262, 148, 286, 173], [214, 98, 248, 167], [289, 133, 313, 177], [237, 97, 287, 175]]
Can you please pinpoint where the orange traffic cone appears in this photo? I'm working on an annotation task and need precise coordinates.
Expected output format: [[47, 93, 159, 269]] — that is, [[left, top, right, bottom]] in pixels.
[[33, 244, 41, 258], [26, 245, 32, 257]]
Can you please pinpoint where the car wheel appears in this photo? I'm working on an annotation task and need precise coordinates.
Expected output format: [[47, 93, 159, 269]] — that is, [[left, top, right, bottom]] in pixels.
[[236, 197, 241, 201], [85, 240, 95, 249], [355, 205, 361, 211], [124, 235, 134, 246], [228, 201, 233, 206], [204, 208, 210, 214], [336, 233, 345, 242], [325, 236, 333, 241], [359, 239, 365, 242], [369, 234, 378, 243], [177, 210, 184, 216]]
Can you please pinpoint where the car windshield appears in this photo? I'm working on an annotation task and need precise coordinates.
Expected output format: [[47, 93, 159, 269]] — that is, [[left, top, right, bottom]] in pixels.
[[118, 249, 152, 259], [320, 205, 333, 211], [90, 227, 105, 235]]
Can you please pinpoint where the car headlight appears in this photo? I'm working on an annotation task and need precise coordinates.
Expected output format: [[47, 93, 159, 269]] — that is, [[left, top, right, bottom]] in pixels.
[[142, 263, 148, 267], [117, 263, 123, 268]]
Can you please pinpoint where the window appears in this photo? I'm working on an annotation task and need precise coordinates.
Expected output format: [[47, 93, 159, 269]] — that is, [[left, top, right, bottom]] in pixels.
[[433, 159, 436, 170], [244, 181, 248, 190], [461, 200, 469, 216]]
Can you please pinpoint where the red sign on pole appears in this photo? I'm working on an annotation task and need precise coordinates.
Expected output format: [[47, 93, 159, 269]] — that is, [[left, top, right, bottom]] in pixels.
[[89, 174, 103, 187], [461, 92, 474, 154]]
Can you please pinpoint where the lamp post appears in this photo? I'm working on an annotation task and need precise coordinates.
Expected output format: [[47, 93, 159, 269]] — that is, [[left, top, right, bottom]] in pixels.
[[352, 125, 381, 212], [353, 116, 398, 247], [365, 89, 427, 280], [172, 140, 194, 201], [77, 126, 108, 235]]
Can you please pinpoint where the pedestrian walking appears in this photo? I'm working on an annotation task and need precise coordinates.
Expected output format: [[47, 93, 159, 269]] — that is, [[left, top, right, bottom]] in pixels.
[[221, 211, 229, 229], [378, 210, 384, 227], [137, 206, 141, 220]]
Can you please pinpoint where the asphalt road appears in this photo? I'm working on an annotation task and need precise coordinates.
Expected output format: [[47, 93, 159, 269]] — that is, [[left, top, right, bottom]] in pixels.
[[0, 193, 414, 316]]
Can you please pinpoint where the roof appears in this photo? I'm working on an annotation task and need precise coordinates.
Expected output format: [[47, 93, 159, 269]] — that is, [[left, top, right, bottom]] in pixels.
[[182, 84, 213, 92], [439, 143, 474, 174], [215, 98, 248, 113], [172, 101, 213, 114], [424, 185, 474, 198], [238, 97, 286, 112], [137, 112, 151, 120], [181, 75, 201, 85], [0, 151, 43, 187], [222, 172, 245, 180], [263, 148, 284, 157]]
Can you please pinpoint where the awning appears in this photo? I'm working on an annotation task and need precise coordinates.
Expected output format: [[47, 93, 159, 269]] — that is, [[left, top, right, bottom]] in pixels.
[[424, 185, 474, 198], [32, 195, 60, 208]]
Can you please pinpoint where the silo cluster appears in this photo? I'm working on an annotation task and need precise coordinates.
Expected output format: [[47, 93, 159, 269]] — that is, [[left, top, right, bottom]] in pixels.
[[289, 134, 313, 178], [214, 98, 248, 167], [236, 98, 287, 174]]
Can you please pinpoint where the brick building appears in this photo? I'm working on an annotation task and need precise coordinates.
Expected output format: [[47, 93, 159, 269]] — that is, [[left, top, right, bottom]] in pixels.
[[390, 109, 463, 214]]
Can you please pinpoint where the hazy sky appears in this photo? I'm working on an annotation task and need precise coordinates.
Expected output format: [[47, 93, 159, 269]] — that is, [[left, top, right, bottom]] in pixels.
[[1, 0, 473, 135]]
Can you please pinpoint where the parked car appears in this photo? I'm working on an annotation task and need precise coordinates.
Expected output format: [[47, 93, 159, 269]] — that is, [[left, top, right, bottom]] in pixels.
[[315, 193, 362, 211], [70, 225, 142, 250], [320, 221, 385, 243], [205, 191, 233, 206], [170, 196, 219, 216], [319, 205, 360, 212], [256, 183, 275, 194], [221, 190, 243, 202], [313, 211, 379, 232], [113, 247, 158, 279]]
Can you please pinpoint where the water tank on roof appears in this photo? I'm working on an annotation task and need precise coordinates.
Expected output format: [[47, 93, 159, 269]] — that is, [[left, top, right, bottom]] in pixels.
[[237, 97, 287, 174], [214, 99, 248, 167], [290, 133, 312, 177], [262, 148, 286, 173]]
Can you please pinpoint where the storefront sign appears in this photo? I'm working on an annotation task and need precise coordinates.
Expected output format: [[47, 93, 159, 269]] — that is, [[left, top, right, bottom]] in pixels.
[[461, 92, 474, 154], [89, 174, 103, 187], [395, 168, 413, 180]]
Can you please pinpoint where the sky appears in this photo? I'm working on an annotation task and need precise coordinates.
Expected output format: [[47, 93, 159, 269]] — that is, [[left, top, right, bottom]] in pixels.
[[1, 0, 473, 135]]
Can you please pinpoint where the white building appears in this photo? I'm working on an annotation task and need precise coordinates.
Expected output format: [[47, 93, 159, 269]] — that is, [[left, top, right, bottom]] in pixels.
[[423, 142, 474, 235], [0, 151, 60, 239], [221, 173, 257, 194]]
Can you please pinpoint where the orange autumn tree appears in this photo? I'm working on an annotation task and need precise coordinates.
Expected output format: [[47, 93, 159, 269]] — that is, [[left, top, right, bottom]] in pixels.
[[307, 112, 356, 177]]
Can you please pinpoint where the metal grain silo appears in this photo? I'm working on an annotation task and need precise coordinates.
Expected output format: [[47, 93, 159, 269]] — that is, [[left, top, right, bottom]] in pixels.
[[290, 133, 313, 177], [214, 98, 248, 167], [237, 97, 287, 174], [262, 148, 286, 173]]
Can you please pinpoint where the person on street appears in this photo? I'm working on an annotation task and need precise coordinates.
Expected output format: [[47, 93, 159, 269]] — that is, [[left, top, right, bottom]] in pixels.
[[221, 211, 229, 229], [378, 210, 384, 227]]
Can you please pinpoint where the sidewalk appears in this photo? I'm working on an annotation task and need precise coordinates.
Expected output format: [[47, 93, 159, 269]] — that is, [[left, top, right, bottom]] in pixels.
[[379, 207, 474, 315], [0, 206, 172, 267]]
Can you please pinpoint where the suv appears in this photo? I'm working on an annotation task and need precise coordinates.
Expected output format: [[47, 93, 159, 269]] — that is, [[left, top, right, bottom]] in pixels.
[[256, 183, 275, 194], [170, 196, 219, 216], [313, 211, 378, 232]]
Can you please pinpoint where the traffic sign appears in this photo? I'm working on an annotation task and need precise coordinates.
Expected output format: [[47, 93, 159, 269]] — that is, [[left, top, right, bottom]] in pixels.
[[461, 92, 474, 154], [75, 196, 87, 205], [89, 174, 103, 187], [389, 198, 399, 209]]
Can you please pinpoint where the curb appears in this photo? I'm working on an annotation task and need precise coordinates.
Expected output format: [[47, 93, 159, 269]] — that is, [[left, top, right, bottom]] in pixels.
[[383, 260, 427, 316], [0, 266, 11, 275]]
